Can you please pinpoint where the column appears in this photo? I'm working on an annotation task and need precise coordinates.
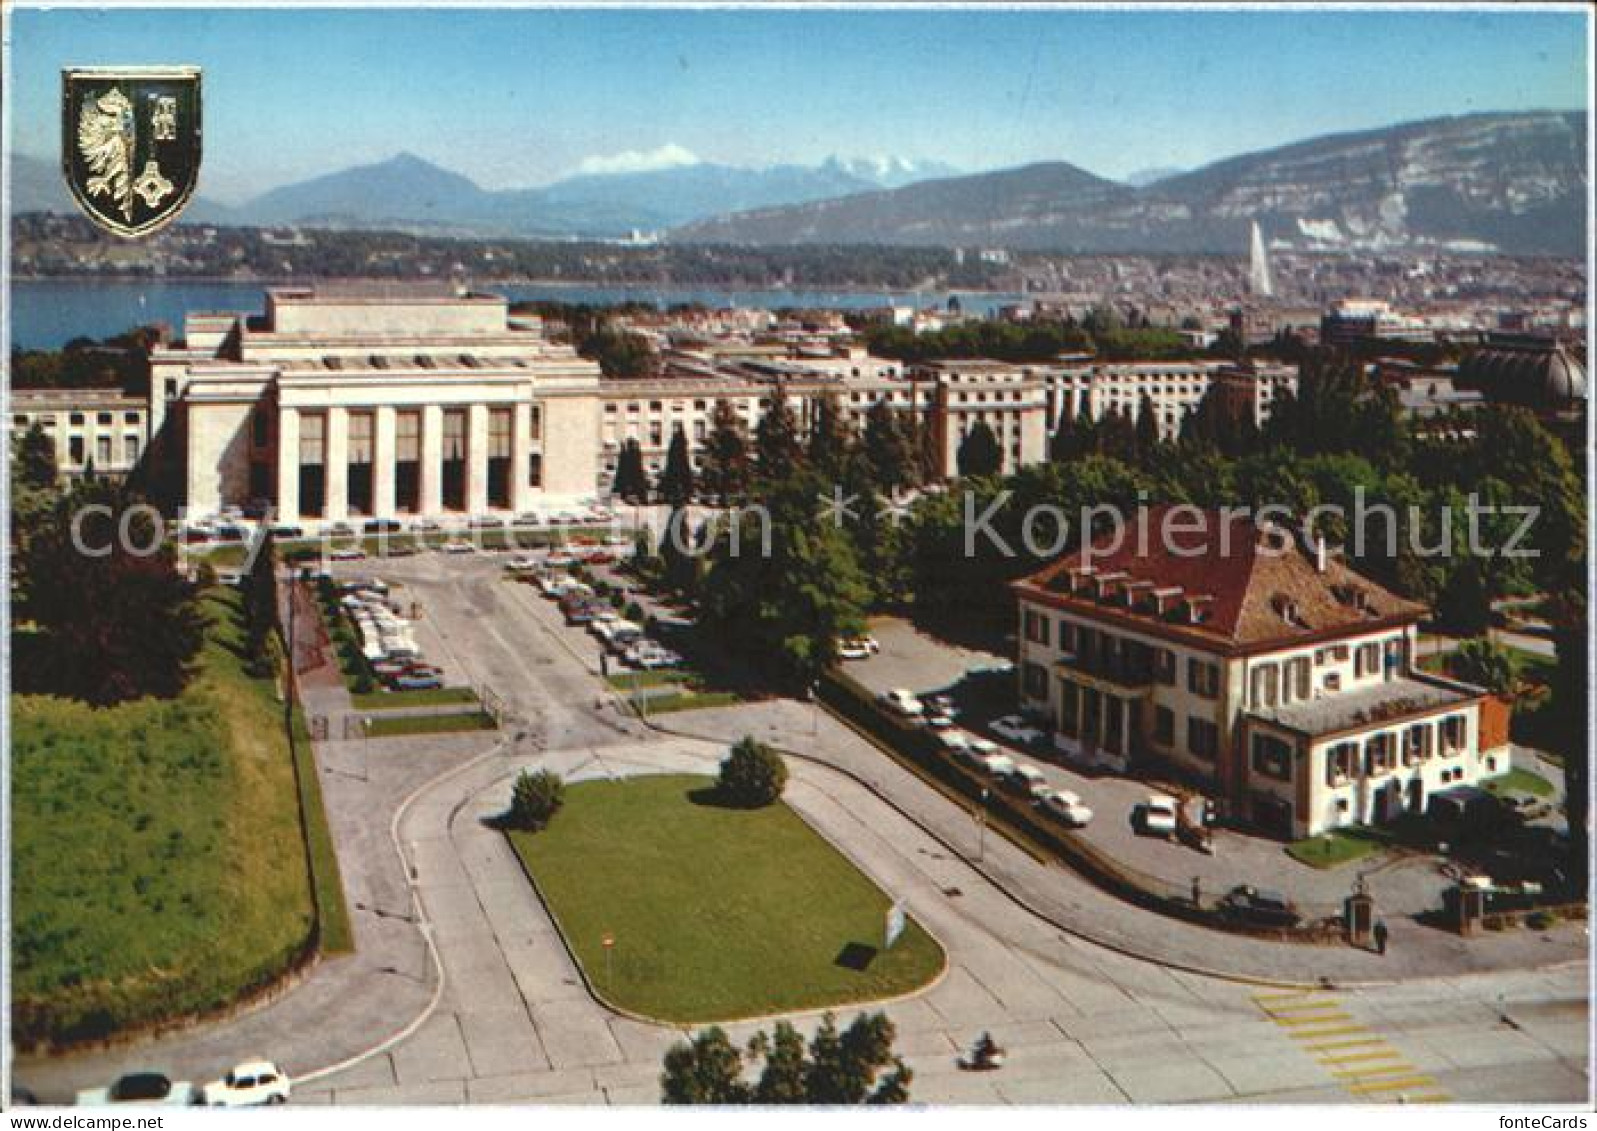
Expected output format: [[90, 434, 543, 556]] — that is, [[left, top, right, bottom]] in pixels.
[[510, 401, 534, 514], [275, 406, 300, 522], [373, 405, 397, 518], [324, 406, 349, 521], [420, 404, 444, 516], [466, 403, 490, 515]]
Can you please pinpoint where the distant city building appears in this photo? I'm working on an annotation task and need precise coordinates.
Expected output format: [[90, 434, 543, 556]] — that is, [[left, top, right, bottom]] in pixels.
[[1319, 298, 1433, 348], [1041, 360, 1297, 438], [1456, 332, 1587, 425], [10, 388, 147, 481], [1012, 509, 1510, 838]]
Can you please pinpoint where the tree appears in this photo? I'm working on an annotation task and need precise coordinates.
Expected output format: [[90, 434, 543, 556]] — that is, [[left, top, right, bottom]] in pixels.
[[701, 399, 751, 504], [243, 528, 280, 677], [1134, 392, 1163, 463], [807, 391, 851, 478], [19, 483, 205, 704], [661, 1013, 911, 1105], [1545, 586, 1588, 891], [508, 768, 565, 831], [862, 398, 916, 493], [660, 1027, 749, 1105], [656, 427, 695, 507], [755, 387, 804, 480], [717, 736, 788, 807], [1435, 559, 1490, 637], [612, 439, 649, 503], [956, 420, 1003, 478], [1451, 637, 1516, 696], [15, 422, 57, 489]]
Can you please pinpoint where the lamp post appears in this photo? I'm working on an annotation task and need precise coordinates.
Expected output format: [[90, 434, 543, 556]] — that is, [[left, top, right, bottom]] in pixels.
[[977, 787, 990, 862]]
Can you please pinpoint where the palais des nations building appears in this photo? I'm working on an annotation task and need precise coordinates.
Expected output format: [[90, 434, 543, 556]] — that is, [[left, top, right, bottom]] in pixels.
[[136, 285, 1291, 523]]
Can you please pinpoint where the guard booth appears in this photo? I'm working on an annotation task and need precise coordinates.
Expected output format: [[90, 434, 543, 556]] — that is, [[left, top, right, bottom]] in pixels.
[[1448, 879, 1490, 936], [1345, 881, 1375, 948]]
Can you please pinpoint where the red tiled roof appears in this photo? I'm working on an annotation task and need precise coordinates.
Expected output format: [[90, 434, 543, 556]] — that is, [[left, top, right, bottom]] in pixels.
[[1011, 506, 1427, 653]]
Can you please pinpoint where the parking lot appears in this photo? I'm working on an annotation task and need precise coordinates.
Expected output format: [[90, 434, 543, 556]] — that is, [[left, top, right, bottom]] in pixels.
[[839, 617, 1488, 919]]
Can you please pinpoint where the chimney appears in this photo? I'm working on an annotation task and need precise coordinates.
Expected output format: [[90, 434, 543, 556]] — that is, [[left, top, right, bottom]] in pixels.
[[1315, 536, 1327, 574]]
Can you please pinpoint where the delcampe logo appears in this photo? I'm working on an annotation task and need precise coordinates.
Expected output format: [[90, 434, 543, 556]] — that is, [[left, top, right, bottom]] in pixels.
[[61, 65, 203, 238]]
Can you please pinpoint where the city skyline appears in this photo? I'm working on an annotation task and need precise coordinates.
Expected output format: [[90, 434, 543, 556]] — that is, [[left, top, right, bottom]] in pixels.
[[7, 5, 1589, 204]]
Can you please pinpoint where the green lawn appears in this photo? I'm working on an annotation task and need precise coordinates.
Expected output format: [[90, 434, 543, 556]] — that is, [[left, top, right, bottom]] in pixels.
[[351, 685, 479, 711], [1285, 827, 1389, 870], [11, 589, 319, 1046], [632, 689, 742, 715], [508, 774, 944, 1022], [607, 670, 693, 691], [1483, 767, 1557, 799], [363, 710, 498, 738]]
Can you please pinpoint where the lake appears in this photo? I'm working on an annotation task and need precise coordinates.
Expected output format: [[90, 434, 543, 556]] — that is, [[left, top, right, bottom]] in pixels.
[[9, 279, 1023, 350]]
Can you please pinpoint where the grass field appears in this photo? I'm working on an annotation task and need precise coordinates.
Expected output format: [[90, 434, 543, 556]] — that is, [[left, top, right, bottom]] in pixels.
[[11, 589, 318, 1046], [508, 774, 944, 1022], [1483, 767, 1557, 799], [1285, 827, 1388, 869], [364, 710, 498, 738], [351, 685, 480, 712]]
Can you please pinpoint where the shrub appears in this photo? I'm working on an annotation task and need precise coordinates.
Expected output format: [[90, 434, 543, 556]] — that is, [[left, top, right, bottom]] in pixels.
[[717, 737, 788, 808], [625, 601, 645, 622], [509, 768, 566, 831]]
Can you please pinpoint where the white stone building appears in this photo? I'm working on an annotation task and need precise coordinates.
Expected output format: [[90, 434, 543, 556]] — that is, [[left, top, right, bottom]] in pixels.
[[10, 388, 148, 480], [1011, 508, 1509, 838]]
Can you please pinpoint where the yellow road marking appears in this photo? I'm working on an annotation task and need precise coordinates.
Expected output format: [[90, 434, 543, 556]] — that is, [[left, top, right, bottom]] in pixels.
[[1333, 1062, 1419, 1080], [1253, 990, 1323, 1002], [1275, 1011, 1355, 1027], [1264, 1000, 1345, 1015], [1347, 1075, 1438, 1095], [1406, 1094, 1452, 1104], [1303, 1037, 1386, 1052], [1287, 1024, 1368, 1039], [1319, 1050, 1407, 1066]]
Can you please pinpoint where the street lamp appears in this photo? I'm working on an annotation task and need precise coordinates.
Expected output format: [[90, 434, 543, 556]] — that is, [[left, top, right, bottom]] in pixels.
[[976, 787, 990, 862], [810, 679, 821, 737]]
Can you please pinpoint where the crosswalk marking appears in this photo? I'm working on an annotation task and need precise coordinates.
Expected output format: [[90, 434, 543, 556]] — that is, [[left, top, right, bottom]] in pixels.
[[1252, 988, 1450, 1104]]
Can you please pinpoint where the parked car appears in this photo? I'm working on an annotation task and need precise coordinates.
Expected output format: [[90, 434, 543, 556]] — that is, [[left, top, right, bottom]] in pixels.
[[505, 555, 540, 572], [973, 751, 1017, 778], [329, 547, 366, 561], [881, 688, 925, 717], [841, 635, 880, 656], [269, 524, 305, 539], [1037, 788, 1094, 828], [440, 540, 475, 555], [934, 729, 971, 754], [1003, 762, 1050, 799], [363, 519, 403, 534], [1218, 885, 1301, 928], [837, 639, 875, 661], [989, 714, 1046, 747], [202, 1061, 292, 1107], [922, 710, 956, 730], [78, 1073, 198, 1106], [1133, 793, 1180, 838], [964, 735, 1000, 758], [925, 694, 958, 717], [391, 673, 444, 691]]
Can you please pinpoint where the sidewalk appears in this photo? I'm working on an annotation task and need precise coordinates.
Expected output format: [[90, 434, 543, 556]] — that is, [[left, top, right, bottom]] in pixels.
[[650, 698, 1586, 987]]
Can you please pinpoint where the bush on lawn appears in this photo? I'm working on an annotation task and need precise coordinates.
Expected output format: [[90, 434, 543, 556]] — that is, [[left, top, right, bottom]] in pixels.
[[625, 601, 645, 622], [717, 736, 788, 808], [509, 768, 566, 831]]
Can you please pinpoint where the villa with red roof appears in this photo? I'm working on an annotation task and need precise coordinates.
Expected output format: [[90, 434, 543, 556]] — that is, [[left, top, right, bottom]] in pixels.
[[1010, 508, 1511, 838]]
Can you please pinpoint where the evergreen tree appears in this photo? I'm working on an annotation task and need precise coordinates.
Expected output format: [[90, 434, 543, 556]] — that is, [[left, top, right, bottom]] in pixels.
[[660, 1027, 748, 1105], [1134, 392, 1162, 463], [612, 439, 649, 502], [16, 422, 57, 489], [807, 391, 851, 479], [243, 528, 280, 676], [701, 398, 752, 504], [1049, 398, 1077, 462], [656, 427, 695, 507], [862, 397, 915, 493], [754, 386, 803, 480], [956, 420, 1003, 478], [751, 1023, 808, 1104]]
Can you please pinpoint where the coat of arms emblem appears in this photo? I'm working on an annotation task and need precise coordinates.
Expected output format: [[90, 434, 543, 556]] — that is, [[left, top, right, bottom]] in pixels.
[[62, 66, 202, 237]]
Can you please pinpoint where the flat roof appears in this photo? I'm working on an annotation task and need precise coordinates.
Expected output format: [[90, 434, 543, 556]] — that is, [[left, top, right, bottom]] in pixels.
[[1250, 674, 1478, 738]]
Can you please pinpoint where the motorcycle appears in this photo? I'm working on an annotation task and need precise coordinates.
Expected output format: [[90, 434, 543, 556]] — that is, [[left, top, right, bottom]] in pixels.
[[957, 1033, 1006, 1071]]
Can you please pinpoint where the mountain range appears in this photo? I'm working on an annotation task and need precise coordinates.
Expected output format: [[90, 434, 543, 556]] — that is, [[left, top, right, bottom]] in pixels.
[[12, 111, 1585, 254], [9, 150, 956, 238], [676, 111, 1587, 255]]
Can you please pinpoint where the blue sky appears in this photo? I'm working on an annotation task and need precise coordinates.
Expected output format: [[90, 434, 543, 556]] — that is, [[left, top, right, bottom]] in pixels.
[[8, 5, 1588, 203]]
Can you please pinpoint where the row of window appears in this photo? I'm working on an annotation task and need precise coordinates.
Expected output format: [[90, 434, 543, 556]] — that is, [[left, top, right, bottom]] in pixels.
[[63, 434, 141, 466], [1325, 716, 1468, 784], [1024, 610, 1221, 699], [13, 411, 142, 429]]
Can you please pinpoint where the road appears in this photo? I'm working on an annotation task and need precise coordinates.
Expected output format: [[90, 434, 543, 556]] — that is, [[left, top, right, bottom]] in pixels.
[[15, 551, 1589, 1106]]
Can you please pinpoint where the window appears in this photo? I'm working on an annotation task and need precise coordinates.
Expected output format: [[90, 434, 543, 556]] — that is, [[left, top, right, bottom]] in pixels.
[[1326, 741, 1358, 785], [124, 435, 139, 463], [69, 436, 85, 464], [1187, 716, 1218, 760], [1403, 724, 1432, 765], [1153, 647, 1176, 685], [1022, 661, 1048, 698], [1286, 657, 1311, 702], [1440, 715, 1466, 755], [1252, 734, 1294, 781], [1153, 706, 1174, 745], [1364, 733, 1394, 775], [1059, 621, 1077, 654], [1023, 610, 1050, 646], [1250, 663, 1280, 708], [1354, 643, 1380, 678], [69, 413, 85, 426], [97, 412, 113, 425], [529, 406, 542, 441], [124, 411, 140, 424], [1059, 682, 1079, 738], [96, 436, 111, 464], [1187, 659, 1220, 699]]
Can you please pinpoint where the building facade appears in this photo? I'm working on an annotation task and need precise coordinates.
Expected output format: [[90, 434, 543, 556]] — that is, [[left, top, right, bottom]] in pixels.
[[10, 388, 148, 480], [1011, 509, 1507, 838]]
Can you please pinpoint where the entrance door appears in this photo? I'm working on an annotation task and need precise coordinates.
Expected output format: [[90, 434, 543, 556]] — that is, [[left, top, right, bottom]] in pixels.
[[1406, 777, 1424, 815]]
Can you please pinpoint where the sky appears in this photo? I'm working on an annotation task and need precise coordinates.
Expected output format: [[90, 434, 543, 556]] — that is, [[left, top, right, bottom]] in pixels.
[[7, 4, 1589, 204]]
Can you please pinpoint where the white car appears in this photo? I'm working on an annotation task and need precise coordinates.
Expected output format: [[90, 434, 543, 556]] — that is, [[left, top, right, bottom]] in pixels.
[[1037, 789, 1094, 828], [1136, 793, 1180, 837], [881, 688, 924, 717], [505, 555, 540, 572], [77, 1073, 198, 1106], [203, 1061, 292, 1107], [973, 751, 1017, 778], [922, 711, 956, 730], [964, 734, 999, 758], [440, 540, 475, 555], [837, 639, 874, 661], [934, 729, 971, 754], [328, 547, 366, 561], [990, 714, 1046, 747], [1004, 762, 1050, 798]]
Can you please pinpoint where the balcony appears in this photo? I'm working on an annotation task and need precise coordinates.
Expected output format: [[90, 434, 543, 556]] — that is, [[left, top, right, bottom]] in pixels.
[[1056, 650, 1154, 695]]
